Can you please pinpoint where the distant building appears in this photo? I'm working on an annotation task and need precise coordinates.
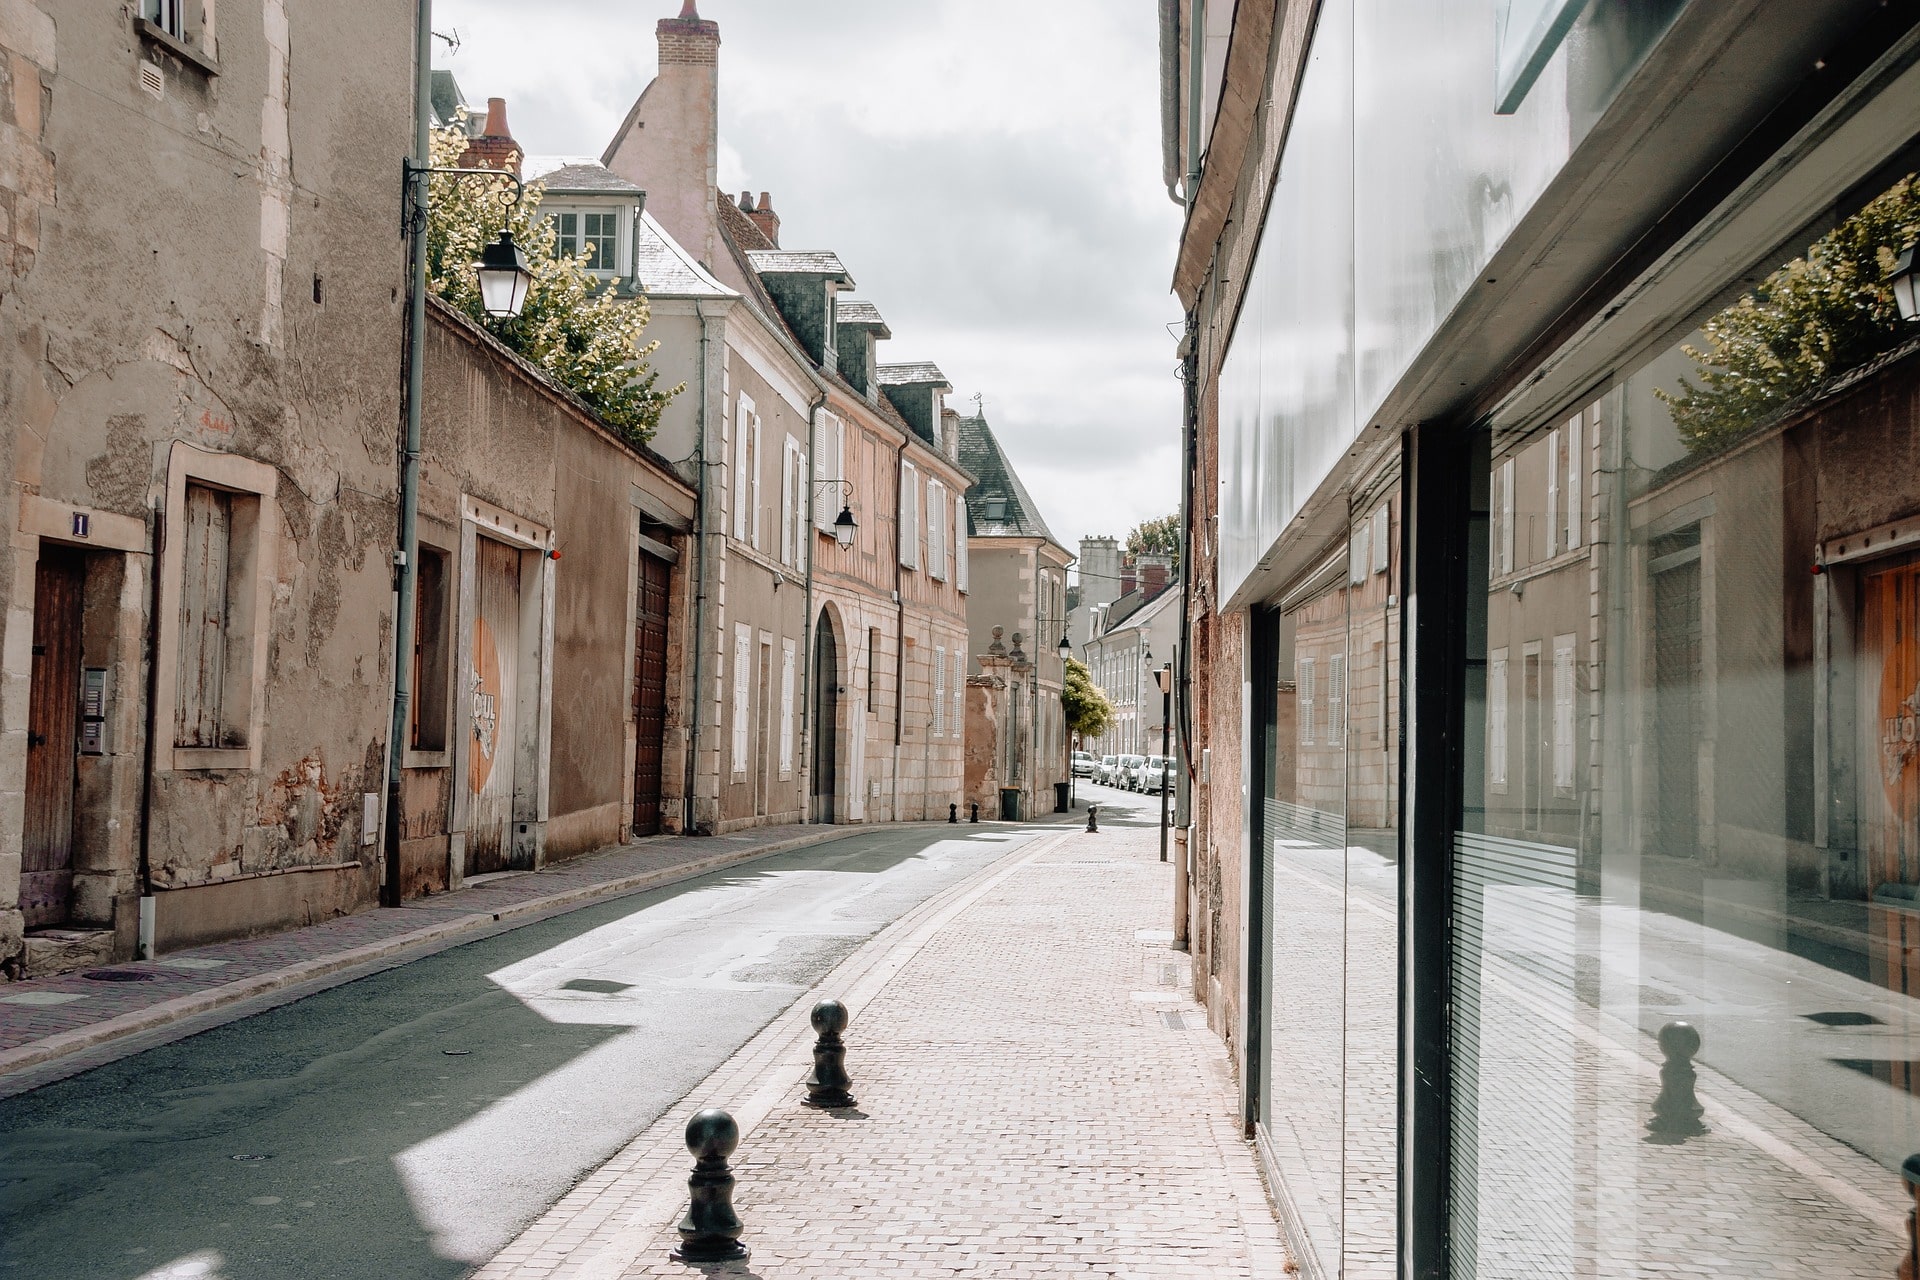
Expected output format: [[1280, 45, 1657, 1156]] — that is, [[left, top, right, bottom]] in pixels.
[[956, 412, 1073, 818], [1083, 565, 1179, 758]]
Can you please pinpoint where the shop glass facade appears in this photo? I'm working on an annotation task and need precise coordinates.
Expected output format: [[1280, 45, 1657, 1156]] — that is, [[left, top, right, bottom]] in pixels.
[[1452, 176, 1920, 1276]]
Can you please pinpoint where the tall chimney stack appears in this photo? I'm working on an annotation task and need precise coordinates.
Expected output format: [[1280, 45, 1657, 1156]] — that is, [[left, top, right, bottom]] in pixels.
[[603, 3, 722, 267]]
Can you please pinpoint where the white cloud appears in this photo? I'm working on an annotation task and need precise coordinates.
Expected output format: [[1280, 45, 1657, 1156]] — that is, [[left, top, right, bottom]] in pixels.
[[434, 0, 1185, 550]]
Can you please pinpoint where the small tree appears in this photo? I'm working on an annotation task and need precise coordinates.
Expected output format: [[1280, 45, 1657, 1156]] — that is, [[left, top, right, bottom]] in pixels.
[[1658, 173, 1920, 453], [1062, 656, 1114, 747], [1126, 513, 1181, 571], [424, 121, 680, 442]]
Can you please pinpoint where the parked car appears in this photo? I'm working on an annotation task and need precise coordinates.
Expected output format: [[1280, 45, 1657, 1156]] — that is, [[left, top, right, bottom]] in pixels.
[[1129, 754, 1166, 792], [1141, 756, 1175, 794], [1071, 751, 1096, 778], [1115, 754, 1147, 790], [1096, 755, 1118, 785]]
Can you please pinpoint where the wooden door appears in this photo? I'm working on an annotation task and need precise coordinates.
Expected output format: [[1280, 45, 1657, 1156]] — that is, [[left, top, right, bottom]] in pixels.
[[811, 619, 837, 823], [1863, 559, 1920, 893], [631, 551, 669, 836], [1652, 555, 1703, 857], [22, 549, 83, 927], [467, 537, 521, 875]]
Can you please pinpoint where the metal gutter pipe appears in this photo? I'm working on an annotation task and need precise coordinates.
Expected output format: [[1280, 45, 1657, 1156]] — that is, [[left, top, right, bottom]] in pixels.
[[383, 0, 433, 907], [684, 300, 718, 834], [799, 383, 827, 821]]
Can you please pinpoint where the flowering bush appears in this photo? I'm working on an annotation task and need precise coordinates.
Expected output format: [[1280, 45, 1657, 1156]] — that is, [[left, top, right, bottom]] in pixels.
[[424, 121, 679, 442]]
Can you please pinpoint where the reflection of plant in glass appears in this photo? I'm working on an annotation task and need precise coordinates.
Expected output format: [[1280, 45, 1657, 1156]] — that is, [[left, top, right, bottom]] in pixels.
[[1659, 174, 1920, 453], [425, 120, 679, 443]]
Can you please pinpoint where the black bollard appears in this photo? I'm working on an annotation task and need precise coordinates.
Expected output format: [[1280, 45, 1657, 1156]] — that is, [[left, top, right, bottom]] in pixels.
[[948, 803, 958, 824], [969, 802, 978, 824], [1646, 1020, 1707, 1142], [1086, 805, 1099, 833], [671, 1108, 749, 1263], [802, 998, 856, 1109]]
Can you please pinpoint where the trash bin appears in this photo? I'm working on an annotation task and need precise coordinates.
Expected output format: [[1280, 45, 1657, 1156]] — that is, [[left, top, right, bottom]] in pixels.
[[1053, 781, 1070, 813], [999, 787, 1021, 822]]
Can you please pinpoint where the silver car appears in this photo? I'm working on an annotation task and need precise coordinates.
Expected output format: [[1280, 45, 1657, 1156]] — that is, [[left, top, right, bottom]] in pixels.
[[1115, 754, 1147, 790]]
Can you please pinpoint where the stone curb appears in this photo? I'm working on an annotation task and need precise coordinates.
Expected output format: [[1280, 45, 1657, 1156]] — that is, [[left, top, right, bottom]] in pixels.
[[476, 824, 1084, 1280], [0, 824, 890, 1085]]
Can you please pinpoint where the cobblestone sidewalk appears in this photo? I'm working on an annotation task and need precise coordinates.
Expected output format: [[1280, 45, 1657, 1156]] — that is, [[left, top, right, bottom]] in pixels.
[[476, 822, 1288, 1279], [0, 823, 870, 1087]]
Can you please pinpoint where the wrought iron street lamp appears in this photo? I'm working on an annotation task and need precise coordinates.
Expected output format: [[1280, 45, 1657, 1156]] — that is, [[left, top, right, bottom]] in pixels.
[[1894, 243, 1920, 322], [814, 479, 858, 548], [475, 230, 533, 318]]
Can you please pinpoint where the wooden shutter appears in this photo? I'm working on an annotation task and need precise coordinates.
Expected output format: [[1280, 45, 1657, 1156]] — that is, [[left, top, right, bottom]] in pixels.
[[956, 494, 969, 591], [176, 484, 233, 748]]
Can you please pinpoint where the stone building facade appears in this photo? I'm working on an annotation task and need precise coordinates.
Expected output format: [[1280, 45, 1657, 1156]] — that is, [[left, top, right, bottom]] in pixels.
[[602, 2, 971, 828], [956, 412, 1072, 819], [0, 0, 413, 975]]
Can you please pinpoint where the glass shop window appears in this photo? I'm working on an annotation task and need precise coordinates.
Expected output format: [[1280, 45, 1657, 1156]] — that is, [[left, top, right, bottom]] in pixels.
[[1453, 170, 1920, 1278]]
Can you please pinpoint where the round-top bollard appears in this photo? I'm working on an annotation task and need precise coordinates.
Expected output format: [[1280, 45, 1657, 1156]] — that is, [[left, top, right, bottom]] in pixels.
[[672, 1108, 749, 1263], [1086, 805, 1099, 833], [1646, 1020, 1707, 1142], [969, 802, 979, 824], [949, 803, 958, 824], [802, 998, 856, 1109]]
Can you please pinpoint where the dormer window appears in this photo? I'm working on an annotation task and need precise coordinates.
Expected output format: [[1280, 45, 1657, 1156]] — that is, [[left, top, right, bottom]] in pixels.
[[984, 495, 1009, 522], [553, 211, 619, 275]]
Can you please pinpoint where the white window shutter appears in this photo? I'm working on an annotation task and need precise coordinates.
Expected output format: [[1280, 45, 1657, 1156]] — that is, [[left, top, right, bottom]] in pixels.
[[927, 479, 946, 580], [779, 640, 796, 775], [731, 624, 751, 773], [1566, 412, 1583, 550], [1545, 426, 1560, 557], [1553, 636, 1575, 790], [1298, 659, 1315, 746], [780, 439, 796, 565], [813, 412, 834, 530], [1489, 650, 1508, 786], [955, 494, 969, 591], [749, 413, 763, 550], [733, 395, 754, 543], [900, 462, 919, 569]]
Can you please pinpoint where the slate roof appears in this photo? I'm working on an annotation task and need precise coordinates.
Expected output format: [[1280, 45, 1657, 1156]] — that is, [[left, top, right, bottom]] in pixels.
[[523, 156, 644, 196], [835, 298, 891, 336], [632, 210, 732, 298], [956, 413, 1060, 547], [429, 70, 481, 133], [745, 249, 853, 282], [877, 362, 949, 387]]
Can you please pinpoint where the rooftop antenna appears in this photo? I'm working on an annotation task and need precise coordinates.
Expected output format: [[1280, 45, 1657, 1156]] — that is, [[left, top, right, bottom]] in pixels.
[[433, 27, 462, 52]]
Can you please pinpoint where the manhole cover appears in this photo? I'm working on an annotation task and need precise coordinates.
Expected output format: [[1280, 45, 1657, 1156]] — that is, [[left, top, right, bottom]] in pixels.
[[83, 969, 156, 983]]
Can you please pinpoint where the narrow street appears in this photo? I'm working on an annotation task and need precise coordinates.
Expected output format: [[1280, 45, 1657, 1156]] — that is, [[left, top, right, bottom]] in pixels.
[[0, 801, 1165, 1280]]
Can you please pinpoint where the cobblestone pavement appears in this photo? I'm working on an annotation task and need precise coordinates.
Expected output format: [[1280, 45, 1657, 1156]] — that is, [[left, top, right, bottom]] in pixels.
[[475, 819, 1289, 1280], [0, 823, 872, 1085]]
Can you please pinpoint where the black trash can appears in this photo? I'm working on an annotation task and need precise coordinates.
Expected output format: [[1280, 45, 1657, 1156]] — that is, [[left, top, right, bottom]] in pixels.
[[999, 787, 1021, 822], [1053, 781, 1070, 813]]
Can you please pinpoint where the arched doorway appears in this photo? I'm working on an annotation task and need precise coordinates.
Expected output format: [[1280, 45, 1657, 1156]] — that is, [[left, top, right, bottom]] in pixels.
[[811, 614, 838, 823]]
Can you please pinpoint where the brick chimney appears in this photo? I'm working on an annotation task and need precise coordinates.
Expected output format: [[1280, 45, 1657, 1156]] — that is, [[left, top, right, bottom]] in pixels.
[[746, 190, 780, 246], [1137, 554, 1172, 602], [458, 97, 521, 176], [1120, 557, 1137, 598], [603, 2, 722, 268]]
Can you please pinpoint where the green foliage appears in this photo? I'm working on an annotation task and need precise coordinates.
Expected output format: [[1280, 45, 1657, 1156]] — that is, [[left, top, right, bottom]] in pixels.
[[424, 122, 680, 443], [1659, 174, 1920, 452], [1126, 513, 1181, 570], [1062, 656, 1114, 743]]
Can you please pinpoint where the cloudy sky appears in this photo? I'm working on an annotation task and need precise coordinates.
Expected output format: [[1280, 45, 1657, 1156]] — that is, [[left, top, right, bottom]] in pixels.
[[434, 0, 1185, 570]]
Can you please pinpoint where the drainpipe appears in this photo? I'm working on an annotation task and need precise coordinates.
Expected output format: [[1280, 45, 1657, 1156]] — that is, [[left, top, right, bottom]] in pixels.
[[892, 436, 907, 822], [383, 0, 434, 908], [684, 300, 719, 834], [137, 500, 165, 958], [1173, 0, 1204, 949], [800, 382, 827, 822]]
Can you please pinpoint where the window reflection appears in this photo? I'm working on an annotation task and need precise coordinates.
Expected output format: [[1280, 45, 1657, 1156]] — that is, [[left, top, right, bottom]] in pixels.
[[1455, 173, 1920, 1277]]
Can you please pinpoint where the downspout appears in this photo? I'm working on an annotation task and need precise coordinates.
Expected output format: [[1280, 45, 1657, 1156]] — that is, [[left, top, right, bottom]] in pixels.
[[684, 300, 717, 834], [383, 0, 434, 908], [800, 382, 827, 822], [137, 501, 165, 958], [1173, 0, 1205, 948], [892, 437, 907, 820]]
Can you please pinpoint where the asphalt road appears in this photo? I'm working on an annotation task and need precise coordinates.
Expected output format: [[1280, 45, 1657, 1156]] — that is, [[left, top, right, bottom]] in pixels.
[[0, 806, 1159, 1280]]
